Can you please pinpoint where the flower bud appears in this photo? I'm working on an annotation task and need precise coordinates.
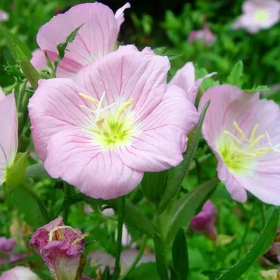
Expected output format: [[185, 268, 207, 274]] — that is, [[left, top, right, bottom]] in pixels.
[[30, 216, 88, 280]]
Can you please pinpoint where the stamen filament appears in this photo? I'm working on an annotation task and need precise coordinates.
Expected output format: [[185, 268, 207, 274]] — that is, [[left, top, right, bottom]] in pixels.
[[233, 121, 247, 141]]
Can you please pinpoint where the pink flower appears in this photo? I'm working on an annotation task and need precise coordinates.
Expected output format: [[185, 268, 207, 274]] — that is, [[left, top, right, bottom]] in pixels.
[[198, 84, 280, 205], [31, 2, 130, 78], [169, 62, 216, 104], [233, 0, 280, 33], [0, 237, 26, 264], [190, 200, 217, 240], [188, 24, 217, 46], [0, 10, 8, 22], [29, 217, 88, 280], [0, 266, 40, 280], [28, 45, 198, 199], [0, 89, 18, 185]]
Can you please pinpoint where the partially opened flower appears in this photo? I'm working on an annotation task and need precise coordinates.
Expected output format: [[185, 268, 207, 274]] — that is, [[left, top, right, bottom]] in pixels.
[[198, 84, 280, 205], [31, 2, 130, 78], [233, 0, 280, 33], [0, 88, 18, 186], [188, 24, 217, 45], [29, 45, 198, 199], [169, 62, 216, 104], [0, 266, 40, 280], [190, 200, 217, 240], [29, 217, 88, 280], [0, 10, 8, 22]]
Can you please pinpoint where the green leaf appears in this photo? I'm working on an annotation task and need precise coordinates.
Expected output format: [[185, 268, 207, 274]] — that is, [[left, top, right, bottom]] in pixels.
[[13, 42, 41, 89], [6, 153, 28, 187], [54, 25, 83, 71], [227, 61, 244, 87], [172, 228, 188, 280], [153, 47, 182, 61], [124, 200, 156, 236], [215, 209, 279, 280], [245, 85, 270, 93], [141, 171, 168, 205], [158, 101, 210, 214], [166, 178, 219, 245], [25, 163, 52, 178], [153, 234, 169, 280], [102, 266, 111, 280], [126, 263, 160, 280], [0, 28, 32, 59]]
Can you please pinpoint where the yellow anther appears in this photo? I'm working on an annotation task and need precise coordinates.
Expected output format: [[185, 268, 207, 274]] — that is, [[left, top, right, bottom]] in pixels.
[[71, 233, 89, 246], [117, 98, 134, 118], [79, 92, 99, 104], [224, 130, 240, 144], [249, 123, 259, 144], [233, 121, 247, 141], [48, 226, 74, 242], [95, 117, 105, 129], [250, 134, 265, 148]]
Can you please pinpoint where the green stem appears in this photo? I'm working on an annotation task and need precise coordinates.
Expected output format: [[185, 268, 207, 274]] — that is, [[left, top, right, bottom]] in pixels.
[[113, 196, 125, 280], [237, 202, 256, 259], [63, 182, 71, 224], [121, 235, 148, 279]]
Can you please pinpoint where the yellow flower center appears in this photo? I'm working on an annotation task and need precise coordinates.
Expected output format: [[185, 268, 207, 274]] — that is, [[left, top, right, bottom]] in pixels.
[[79, 92, 136, 150], [255, 10, 269, 22], [217, 121, 271, 174]]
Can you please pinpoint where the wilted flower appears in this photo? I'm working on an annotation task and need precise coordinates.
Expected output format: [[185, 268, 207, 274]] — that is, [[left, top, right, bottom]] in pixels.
[[198, 85, 280, 205], [260, 269, 280, 280], [31, 2, 130, 78], [0, 10, 8, 22], [0, 266, 40, 280], [169, 62, 216, 104], [29, 217, 88, 280], [0, 237, 25, 264], [233, 0, 280, 33], [190, 200, 217, 240], [263, 228, 280, 264], [89, 249, 155, 274], [188, 24, 217, 45], [0, 88, 18, 186], [29, 45, 198, 199]]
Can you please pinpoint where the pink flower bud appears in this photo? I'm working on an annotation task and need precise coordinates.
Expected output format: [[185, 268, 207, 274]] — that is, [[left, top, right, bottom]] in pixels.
[[190, 200, 217, 240], [30, 217, 88, 280]]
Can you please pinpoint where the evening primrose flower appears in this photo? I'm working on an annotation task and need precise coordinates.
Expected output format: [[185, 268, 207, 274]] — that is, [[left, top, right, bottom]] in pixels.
[[0, 266, 40, 280], [31, 2, 130, 78], [0, 237, 25, 264], [190, 200, 217, 240], [0, 89, 18, 186], [28, 45, 198, 199], [169, 62, 216, 104], [30, 217, 88, 280], [0, 10, 8, 22], [198, 85, 280, 205], [233, 0, 280, 33]]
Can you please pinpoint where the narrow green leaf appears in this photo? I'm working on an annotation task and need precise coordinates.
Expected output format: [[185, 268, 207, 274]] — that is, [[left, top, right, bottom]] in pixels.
[[124, 200, 156, 236], [54, 25, 83, 71], [141, 171, 168, 205], [0, 28, 32, 59], [166, 178, 219, 245], [125, 263, 160, 280], [13, 42, 41, 89], [102, 266, 111, 280], [227, 61, 244, 87], [245, 85, 270, 93], [158, 101, 210, 214], [6, 153, 28, 187], [153, 234, 169, 280], [172, 228, 188, 280], [215, 209, 279, 280]]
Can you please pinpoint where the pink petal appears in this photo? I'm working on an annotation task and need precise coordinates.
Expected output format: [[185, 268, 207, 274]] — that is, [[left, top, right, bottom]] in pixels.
[[0, 266, 40, 280], [115, 3, 131, 32], [0, 10, 8, 22], [0, 94, 18, 184], [44, 130, 143, 199], [76, 45, 170, 123], [28, 78, 92, 161], [30, 49, 46, 72], [37, 3, 119, 77]]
